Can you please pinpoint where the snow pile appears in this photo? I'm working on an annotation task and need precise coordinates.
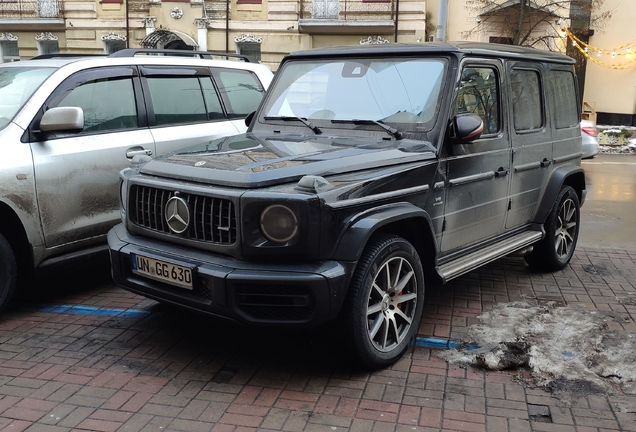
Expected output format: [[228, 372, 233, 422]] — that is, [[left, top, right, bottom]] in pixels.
[[439, 301, 636, 397]]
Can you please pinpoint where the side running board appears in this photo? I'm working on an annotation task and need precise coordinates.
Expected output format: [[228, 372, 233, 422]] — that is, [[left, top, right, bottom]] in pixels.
[[436, 231, 542, 283]]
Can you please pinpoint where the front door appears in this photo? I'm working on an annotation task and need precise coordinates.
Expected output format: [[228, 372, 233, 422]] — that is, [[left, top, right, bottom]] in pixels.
[[441, 61, 511, 252], [30, 67, 155, 249]]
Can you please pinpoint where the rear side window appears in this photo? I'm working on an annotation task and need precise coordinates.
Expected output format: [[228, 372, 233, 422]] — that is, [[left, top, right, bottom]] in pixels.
[[549, 70, 578, 129], [147, 76, 207, 126], [510, 69, 543, 132], [215, 70, 264, 117], [454, 66, 499, 135], [57, 77, 137, 132]]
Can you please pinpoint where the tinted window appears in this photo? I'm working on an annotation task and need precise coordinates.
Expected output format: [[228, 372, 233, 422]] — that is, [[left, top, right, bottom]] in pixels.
[[511, 69, 543, 132], [200, 77, 225, 120], [57, 77, 137, 132], [147, 76, 207, 126], [216, 70, 264, 117], [549, 70, 578, 129], [455, 67, 499, 135]]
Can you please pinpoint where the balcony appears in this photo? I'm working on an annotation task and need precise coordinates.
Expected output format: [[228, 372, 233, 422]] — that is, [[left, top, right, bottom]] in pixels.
[[204, 0, 229, 20], [298, 0, 395, 35], [0, 0, 64, 28]]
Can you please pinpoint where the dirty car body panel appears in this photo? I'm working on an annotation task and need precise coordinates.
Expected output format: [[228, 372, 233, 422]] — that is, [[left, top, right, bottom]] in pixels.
[[108, 42, 586, 368]]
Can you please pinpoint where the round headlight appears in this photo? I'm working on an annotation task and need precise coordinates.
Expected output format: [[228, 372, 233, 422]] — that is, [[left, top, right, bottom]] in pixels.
[[260, 204, 299, 243]]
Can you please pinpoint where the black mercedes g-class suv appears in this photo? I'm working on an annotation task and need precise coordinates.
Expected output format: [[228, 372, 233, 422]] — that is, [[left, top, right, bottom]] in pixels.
[[108, 42, 585, 368]]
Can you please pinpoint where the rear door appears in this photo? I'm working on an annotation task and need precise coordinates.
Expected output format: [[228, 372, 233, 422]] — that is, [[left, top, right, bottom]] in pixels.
[[141, 66, 242, 155], [505, 63, 552, 229], [441, 60, 511, 252], [547, 68, 581, 171], [29, 66, 154, 249]]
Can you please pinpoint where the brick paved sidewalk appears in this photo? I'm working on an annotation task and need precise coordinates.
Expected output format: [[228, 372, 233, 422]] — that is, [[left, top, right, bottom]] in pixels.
[[0, 247, 634, 432]]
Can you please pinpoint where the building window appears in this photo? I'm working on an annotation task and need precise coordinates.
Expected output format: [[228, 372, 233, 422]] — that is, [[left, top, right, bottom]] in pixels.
[[234, 34, 262, 62], [101, 32, 127, 54], [104, 40, 126, 54], [36, 33, 60, 56], [489, 37, 513, 45], [0, 41, 20, 63], [38, 40, 59, 55]]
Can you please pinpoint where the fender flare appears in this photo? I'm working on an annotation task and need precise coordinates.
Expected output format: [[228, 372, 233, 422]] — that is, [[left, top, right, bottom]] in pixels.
[[332, 202, 435, 262], [533, 165, 586, 224]]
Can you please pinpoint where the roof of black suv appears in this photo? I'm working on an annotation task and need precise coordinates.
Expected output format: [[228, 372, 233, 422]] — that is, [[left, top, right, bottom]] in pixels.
[[285, 41, 576, 65]]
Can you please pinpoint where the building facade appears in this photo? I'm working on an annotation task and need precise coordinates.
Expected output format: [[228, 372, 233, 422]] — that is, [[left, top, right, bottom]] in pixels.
[[1, 0, 633, 125], [0, 0, 427, 70], [427, 0, 636, 126]]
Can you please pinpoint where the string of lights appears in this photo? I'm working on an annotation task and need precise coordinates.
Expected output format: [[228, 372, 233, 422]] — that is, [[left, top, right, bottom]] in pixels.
[[563, 27, 636, 70]]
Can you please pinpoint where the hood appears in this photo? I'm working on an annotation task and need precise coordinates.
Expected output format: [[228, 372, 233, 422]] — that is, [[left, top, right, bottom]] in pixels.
[[140, 132, 436, 188]]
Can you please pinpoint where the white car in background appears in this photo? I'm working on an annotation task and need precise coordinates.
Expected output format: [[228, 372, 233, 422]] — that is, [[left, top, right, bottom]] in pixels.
[[581, 119, 600, 159], [0, 49, 273, 311]]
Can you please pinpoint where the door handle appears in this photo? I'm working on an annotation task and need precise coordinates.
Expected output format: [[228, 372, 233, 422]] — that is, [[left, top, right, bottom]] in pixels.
[[540, 158, 551, 168], [495, 167, 509, 178], [126, 147, 153, 159]]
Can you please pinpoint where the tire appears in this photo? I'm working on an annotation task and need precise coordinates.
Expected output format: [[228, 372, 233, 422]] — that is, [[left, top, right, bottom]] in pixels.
[[344, 234, 425, 369], [0, 233, 17, 312], [525, 186, 580, 272]]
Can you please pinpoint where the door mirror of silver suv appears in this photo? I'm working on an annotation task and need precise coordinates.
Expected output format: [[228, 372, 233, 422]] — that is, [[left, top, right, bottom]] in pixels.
[[40, 107, 84, 132]]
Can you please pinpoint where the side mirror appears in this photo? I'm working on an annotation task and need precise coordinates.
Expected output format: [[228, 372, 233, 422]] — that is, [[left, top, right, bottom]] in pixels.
[[244, 111, 255, 128], [451, 113, 483, 143], [40, 107, 84, 133]]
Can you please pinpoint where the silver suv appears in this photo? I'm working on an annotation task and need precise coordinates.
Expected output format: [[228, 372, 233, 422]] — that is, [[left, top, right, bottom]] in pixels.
[[0, 49, 273, 310]]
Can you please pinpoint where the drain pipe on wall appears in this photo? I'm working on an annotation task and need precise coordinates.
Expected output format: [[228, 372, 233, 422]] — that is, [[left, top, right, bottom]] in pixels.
[[436, 0, 448, 41], [394, 0, 400, 42], [225, 0, 230, 53]]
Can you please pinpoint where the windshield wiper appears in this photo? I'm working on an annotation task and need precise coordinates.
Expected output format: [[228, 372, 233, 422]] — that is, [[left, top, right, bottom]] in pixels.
[[264, 116, 322, 135], [331, 119, 404, 140]]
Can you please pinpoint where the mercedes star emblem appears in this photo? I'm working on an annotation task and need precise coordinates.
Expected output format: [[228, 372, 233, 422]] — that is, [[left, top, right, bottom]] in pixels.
[[165, 196, 190, 234]]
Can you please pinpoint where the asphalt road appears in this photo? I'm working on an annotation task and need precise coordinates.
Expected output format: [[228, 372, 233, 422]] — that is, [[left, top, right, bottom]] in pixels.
[[580, 153, 636, 251]]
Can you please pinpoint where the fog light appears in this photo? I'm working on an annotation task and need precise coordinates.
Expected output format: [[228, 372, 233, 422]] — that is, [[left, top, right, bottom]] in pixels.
[[260, 205, 298, 243]]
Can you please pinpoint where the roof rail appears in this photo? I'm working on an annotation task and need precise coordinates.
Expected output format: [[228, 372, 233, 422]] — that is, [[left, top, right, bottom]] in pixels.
[[31, 53, 107, 60], [108, 49, 257, 63]]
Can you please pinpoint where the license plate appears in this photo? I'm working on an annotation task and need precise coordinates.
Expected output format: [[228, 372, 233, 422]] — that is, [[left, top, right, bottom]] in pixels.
[[131, 253, 193, 290]]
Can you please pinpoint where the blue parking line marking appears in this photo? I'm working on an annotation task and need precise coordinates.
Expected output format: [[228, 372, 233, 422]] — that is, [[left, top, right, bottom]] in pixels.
[[414, 337, 480, 350], [18, 303, 151, 318]]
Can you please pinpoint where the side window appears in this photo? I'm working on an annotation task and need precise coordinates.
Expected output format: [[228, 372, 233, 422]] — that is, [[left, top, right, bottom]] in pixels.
[[549, 70, 578, 129], [200, 77, 225, 121], [215, 70, 264, 118], [57, 77, 137, 132], [454, 67, 499, 135], [510, 69, 543, 132], [146, 76, 207, 126]]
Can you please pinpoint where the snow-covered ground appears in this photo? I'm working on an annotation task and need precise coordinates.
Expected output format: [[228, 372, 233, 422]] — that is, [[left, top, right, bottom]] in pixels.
[[596, 125, 636, 155], [438, 301, 636, 403]]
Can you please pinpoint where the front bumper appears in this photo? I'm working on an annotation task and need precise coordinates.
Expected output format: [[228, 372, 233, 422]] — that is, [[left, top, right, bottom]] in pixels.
[[108, 224, 356, 326]]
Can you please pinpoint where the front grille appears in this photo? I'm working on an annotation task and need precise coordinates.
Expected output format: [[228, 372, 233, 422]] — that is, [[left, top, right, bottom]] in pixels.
[[130, 185, 237, 244], [235, 285, 315, 321]]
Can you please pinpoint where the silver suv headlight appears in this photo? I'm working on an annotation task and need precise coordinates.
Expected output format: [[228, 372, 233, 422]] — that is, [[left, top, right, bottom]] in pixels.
[[259, 204, 299, 243]]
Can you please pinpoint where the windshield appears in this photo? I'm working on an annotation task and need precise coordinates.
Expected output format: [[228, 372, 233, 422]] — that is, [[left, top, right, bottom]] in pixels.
[[0, 67, 56, 130], [261, 57, 447, 134]]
